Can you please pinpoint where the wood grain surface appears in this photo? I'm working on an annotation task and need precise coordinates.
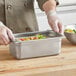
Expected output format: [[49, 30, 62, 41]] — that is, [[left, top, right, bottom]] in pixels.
[[0, 38, 76, 76]]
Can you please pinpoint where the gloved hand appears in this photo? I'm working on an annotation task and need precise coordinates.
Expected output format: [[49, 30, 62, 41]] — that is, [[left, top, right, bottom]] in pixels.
[[0, 21, 15, 45], [46, 10, 63, 34]]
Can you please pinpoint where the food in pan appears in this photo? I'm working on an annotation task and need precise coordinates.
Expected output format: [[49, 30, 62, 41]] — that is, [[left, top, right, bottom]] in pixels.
[[64, 29, 76, 33], [64, 25, 76, 33], [16, 34, 46, 42]]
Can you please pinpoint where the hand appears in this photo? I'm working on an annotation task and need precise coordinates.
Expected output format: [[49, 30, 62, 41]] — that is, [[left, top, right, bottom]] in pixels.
[[0, 21, 15, 45], [47, 10, 63, 34]]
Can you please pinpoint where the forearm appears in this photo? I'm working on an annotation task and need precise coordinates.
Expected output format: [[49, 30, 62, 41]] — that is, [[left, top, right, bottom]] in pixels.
[[42, 0, 56, 13], [42, 0, 63, 33]]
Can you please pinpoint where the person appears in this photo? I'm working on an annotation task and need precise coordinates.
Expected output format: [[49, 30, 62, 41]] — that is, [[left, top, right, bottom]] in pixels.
[[0, 0, 63, 45]]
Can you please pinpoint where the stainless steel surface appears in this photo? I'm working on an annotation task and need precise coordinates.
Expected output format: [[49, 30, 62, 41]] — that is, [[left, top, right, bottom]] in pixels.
[[64, 32, 76, 44], [9, 30, 62, 59]]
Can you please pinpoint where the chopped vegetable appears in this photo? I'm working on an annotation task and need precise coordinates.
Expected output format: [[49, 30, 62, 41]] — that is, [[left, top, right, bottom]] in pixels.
[[73, 29, 76, 33], [64, 29, 76, 33], [16, 34, 46, 42]]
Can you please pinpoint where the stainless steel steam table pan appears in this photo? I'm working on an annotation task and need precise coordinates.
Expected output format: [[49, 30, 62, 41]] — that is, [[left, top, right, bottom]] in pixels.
[[9, 30, 62, 59]]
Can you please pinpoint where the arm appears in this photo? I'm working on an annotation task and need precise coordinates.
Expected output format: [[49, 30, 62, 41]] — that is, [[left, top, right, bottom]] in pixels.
[[43, 0, 56, 13], [37, 0, 63, 34], [36, 0, 59, 11]]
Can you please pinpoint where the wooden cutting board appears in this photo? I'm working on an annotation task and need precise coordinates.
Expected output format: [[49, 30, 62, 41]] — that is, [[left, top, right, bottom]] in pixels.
[[0, 38, 76, 76]]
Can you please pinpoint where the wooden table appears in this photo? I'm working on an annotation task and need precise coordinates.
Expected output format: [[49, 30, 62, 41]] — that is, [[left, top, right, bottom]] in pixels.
[[0, 38, 76, 76]]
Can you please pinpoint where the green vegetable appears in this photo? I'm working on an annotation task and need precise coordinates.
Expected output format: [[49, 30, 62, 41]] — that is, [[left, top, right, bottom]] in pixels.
[[36, 34, 46, 39], [73, 29, 76, 33]]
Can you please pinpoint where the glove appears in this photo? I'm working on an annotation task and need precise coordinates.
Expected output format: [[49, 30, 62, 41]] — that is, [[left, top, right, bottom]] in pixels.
[[46, 10, 63, 34], [0, 21, 15, 45]]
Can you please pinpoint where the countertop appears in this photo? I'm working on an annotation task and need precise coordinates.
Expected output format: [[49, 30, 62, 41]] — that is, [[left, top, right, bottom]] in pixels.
[[0, 38, 76, 76]]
